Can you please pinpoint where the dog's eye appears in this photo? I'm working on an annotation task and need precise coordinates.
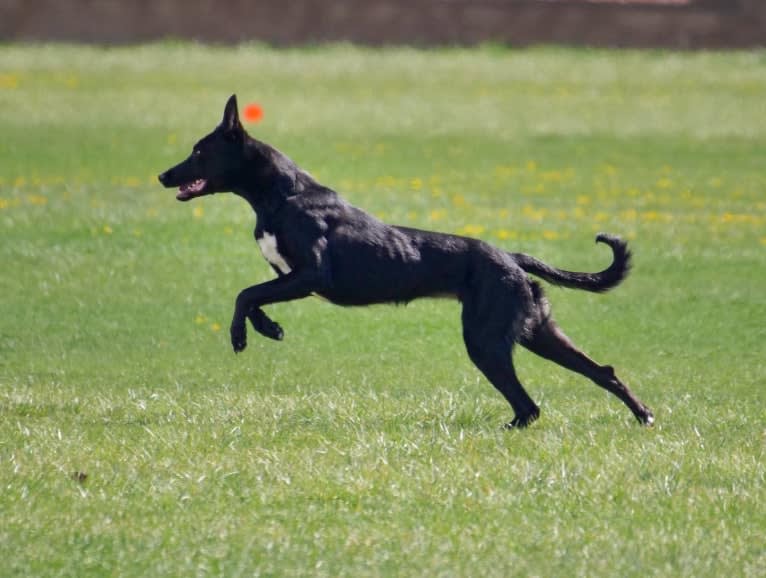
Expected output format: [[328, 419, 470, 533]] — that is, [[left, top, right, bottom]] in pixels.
[[193, 149, 202, 157]]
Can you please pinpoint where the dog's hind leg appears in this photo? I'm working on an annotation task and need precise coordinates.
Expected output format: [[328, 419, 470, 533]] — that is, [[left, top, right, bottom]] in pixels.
[[521, 319, 654, 425], [461, 295, 540, 428]]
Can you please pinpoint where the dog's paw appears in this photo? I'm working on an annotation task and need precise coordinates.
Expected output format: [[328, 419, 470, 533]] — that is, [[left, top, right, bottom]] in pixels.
[[230, 321, 247, 353], [505, 407, 541, 430], [637, 408, 655, 427], [262, 320, 284, 341], [248, 310, 284, 341]]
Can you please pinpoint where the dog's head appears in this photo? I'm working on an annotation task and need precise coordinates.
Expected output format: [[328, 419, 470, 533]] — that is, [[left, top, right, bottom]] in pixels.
[[158, 95, 247, 201]]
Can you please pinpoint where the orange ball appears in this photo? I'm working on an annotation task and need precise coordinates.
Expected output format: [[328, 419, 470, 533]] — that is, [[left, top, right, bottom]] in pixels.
[[243, 103, 264, 123]]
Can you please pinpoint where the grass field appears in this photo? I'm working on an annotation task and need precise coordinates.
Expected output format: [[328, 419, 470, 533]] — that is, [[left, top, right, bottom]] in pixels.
[[1, 44, 765, 577]]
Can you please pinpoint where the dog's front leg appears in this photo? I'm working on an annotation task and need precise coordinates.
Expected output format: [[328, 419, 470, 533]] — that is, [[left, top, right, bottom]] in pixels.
[[230, 272, 319, 353]]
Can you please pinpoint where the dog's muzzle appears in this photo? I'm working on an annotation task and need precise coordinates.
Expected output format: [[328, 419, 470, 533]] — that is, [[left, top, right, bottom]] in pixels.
[[158, 171, 172, 187]]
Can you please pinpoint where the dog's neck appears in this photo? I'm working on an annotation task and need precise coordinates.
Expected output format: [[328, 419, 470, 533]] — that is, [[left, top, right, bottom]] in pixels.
[[233, 139, 314, 216]]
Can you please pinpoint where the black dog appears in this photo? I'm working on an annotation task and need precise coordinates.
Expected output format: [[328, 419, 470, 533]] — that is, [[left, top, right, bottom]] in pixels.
[[159, 95, 654, 428]]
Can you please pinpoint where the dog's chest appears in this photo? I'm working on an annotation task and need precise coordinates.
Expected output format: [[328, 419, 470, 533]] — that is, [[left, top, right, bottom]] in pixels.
[[256, 231, 292, 274]]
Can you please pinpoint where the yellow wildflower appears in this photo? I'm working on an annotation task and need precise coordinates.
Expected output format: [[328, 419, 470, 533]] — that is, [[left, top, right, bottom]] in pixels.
[[376, 176, 400, 188], [621, 209, 638, 222], [495, 229, 518, 241], [27, 194, 48, 206], [541, 171, 564, 183], [641, 211, 659, 222], [429, 209, 447, 222], [458, 224, 485, 237], [452, 194, 467, 208], [0, 74, 19, 89], [522, 205, 546, 222]]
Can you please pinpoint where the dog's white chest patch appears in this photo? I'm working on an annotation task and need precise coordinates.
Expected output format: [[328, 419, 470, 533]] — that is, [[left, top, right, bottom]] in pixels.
[[256, 232, 292, 274]]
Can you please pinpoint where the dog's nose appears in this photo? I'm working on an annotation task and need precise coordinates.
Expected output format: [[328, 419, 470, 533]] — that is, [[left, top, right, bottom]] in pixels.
[[158, 171, 169, 186]]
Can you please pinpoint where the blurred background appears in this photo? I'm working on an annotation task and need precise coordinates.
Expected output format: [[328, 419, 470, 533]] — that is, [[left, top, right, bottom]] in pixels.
[[2, 0, 765, 49]]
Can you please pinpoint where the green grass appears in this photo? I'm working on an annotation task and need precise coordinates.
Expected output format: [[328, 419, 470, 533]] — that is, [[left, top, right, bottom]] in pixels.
[[1, 43, 765, 577]]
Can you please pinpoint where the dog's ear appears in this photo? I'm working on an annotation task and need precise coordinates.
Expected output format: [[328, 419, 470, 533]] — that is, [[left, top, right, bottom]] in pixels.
[[221, 94, 243, 135]]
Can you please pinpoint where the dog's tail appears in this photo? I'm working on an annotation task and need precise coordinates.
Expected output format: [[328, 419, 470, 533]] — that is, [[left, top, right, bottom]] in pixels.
[[511, 233, 631, 293]]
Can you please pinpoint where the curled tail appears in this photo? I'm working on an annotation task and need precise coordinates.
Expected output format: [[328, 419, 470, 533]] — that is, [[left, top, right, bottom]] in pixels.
[[512, 233, 631, 293]]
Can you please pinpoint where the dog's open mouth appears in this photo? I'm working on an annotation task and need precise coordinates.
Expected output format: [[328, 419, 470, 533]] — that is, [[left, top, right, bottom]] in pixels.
[[176, 179, 208, 201]]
